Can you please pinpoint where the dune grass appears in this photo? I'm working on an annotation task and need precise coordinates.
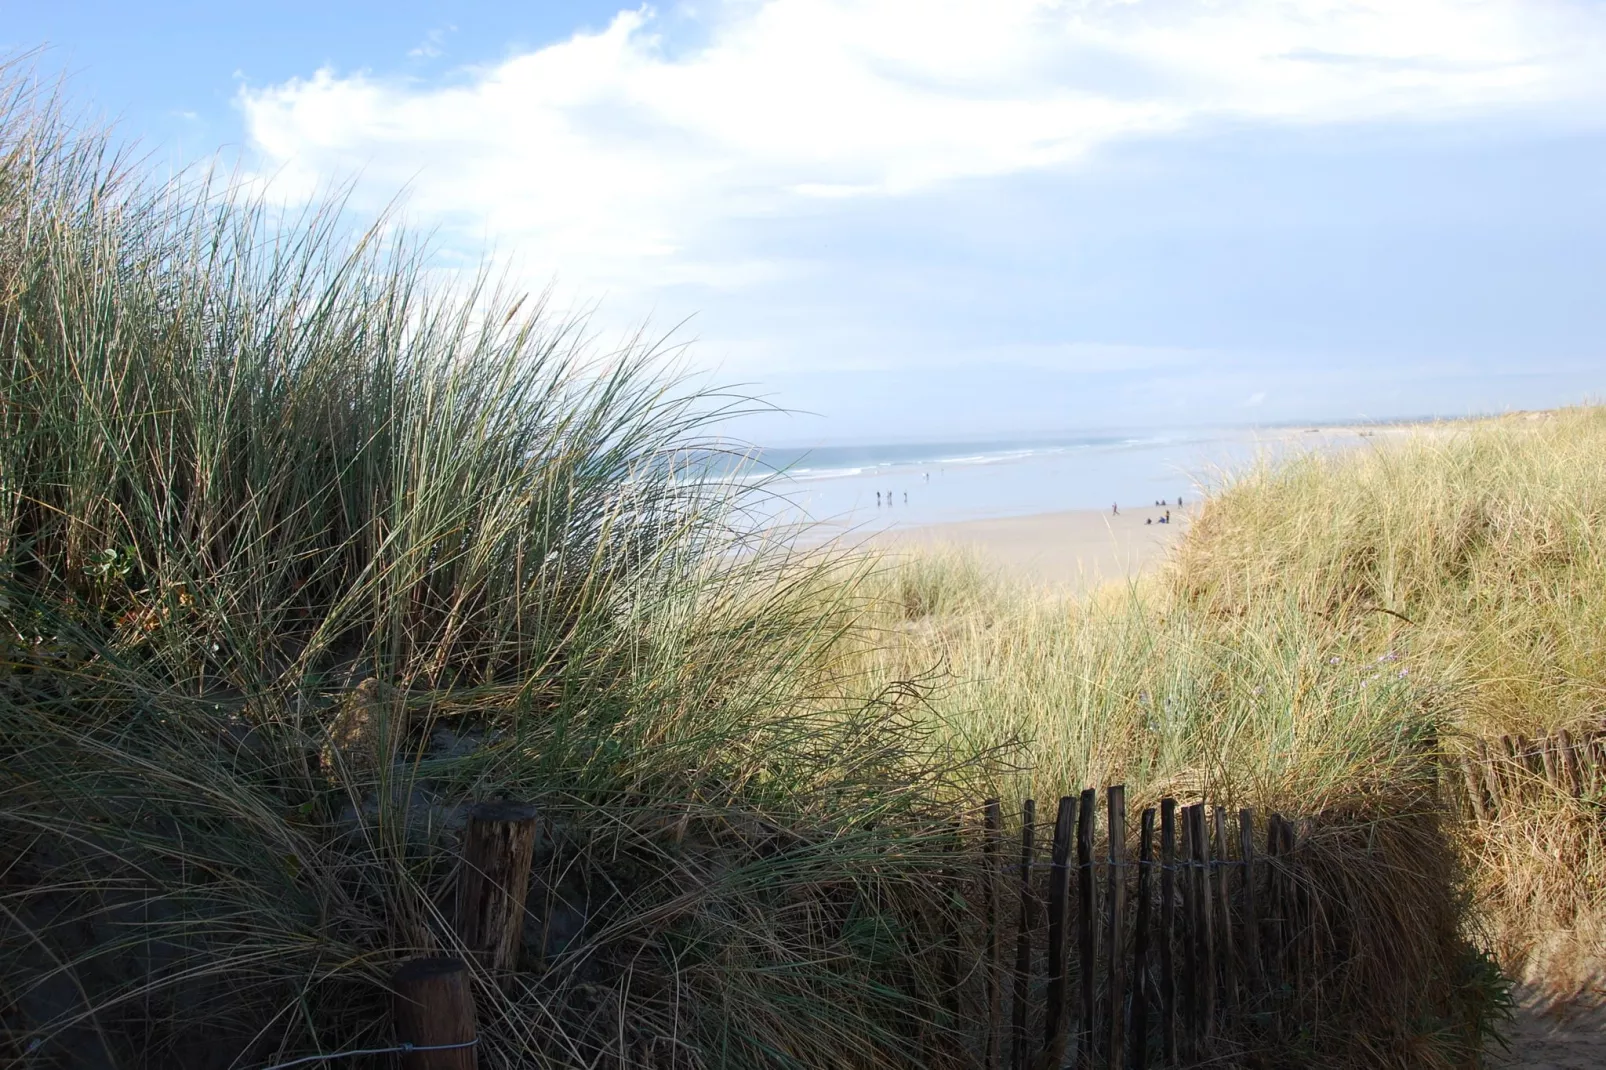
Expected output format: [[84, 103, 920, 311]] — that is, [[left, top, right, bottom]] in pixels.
[[0, 75, 972, 1069], [0, 64, 1567, 1070], [859, 409, 1606, 1012]]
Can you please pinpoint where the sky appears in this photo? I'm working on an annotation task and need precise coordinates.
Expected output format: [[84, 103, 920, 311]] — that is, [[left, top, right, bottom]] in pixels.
[[7, 1, 1606, 444]]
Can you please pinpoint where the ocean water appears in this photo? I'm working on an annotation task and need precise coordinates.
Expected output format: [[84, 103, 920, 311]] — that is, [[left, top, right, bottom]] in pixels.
[[741, 426, 1362, 534]]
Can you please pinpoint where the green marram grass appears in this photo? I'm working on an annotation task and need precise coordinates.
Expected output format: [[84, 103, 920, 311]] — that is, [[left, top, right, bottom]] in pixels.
[[0, 63, 1553, 1070], [0, 73, 967, 1069]]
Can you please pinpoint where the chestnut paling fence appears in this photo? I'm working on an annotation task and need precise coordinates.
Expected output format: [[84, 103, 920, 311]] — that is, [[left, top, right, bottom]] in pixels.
[[1456, 725, 1606, 821], [314, 726, 1606, 1068], [389, 789, 1378, 1070], [943, 791, 1329, 1070]]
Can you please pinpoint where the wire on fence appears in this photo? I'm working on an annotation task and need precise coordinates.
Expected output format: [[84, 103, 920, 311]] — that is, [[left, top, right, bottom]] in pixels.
[[256, 1038, 478, 1069]]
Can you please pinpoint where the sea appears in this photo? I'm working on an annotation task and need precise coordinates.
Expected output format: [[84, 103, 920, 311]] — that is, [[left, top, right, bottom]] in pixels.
[[735, 423, 1390, 535]]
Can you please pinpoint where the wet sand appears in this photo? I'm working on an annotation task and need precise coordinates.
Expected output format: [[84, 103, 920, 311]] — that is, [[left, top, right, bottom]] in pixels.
[[872, 503, 1189, 589]]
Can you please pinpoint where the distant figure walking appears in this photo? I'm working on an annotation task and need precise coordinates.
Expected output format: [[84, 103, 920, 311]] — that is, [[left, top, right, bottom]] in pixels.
[[876, 491, 882, 507], [1165, 509, 1171, 524], [903, 492, 908, 504], [1178, 495, 1184, 506], [1112, 502, 1119, 516]]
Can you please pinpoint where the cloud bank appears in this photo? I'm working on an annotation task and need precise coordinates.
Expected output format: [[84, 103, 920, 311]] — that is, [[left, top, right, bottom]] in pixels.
[[239, 1, 1606, 300]]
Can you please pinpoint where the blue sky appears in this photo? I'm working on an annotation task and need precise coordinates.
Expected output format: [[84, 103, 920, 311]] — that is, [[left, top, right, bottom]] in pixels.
[[7, 1, 1606, 444]]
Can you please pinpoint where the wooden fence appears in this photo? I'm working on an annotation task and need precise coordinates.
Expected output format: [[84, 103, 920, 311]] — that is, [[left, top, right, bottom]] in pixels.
[[962, 789, 1328, 1070], [1457, 725, 1606, 821]]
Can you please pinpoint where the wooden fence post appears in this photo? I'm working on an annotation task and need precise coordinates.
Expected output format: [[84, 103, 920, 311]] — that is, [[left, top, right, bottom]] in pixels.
[[985, 799, 1004, 1070], [1077, 788, 1098, 1069], [1107, 786, 1128, 1070], [456, 801, 540, 978], [1012, 800, 1037, 1070], [1238, 808, 1263, 999], [1540, 735, 1562, 791], [1279, 818, 1304, 1002], [1558, 729, 1585, 797], [1180, 804, 1198, 1061], [1131, 808, 1156, 1070], [1478, 740, 1502, 819], [1043, 796, 1076, 1068], [1460, 755, 1488, 823], [1192, 805, 1216, 1039], [392, 957, 478, 1070], [1499, 735, 1521, 803], [1212, 807, 1237, 1020], [1160, 799, 1178, 1067]]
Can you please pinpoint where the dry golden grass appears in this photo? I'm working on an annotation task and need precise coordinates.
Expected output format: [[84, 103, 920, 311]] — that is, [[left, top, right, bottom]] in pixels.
[[859, 407, 1606, 1007]]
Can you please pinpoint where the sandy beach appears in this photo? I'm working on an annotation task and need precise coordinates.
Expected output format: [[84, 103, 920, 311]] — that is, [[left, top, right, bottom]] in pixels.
[[850, 420, 1448, 589], [872, 502, 1190, 588]]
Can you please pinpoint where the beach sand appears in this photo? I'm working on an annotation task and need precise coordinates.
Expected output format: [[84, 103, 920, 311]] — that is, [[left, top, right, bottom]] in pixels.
[[872, 503, 1188, 589]]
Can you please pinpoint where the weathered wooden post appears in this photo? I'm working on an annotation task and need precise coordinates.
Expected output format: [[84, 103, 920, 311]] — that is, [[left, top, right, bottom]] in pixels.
[[1106, 785, 1128, 1069], [392, 957, 478, 1070], [1212, 807, 1237, 1018], [1012, 800, 1037, 1070], [1131, 807, 1156, 1070], [1076, 788, 1097, 1068], [457, 801, 541, 978], [1476, 739, 1502, 819], [1558, 729, 1585, 798], [1179, 805, 1197, 1060], [1540, 735, 1562, 792], [1238, 808, 1263, 999], [1043, 796, 1076, 1067], [985, 799, 1004, 1070], [1160, 799, 1178, 1067], [1192, 804, 1216, 1038]]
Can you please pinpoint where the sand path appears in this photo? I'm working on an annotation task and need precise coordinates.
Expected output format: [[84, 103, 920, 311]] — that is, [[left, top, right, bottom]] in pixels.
[[1492, 992, 1606, 1070]]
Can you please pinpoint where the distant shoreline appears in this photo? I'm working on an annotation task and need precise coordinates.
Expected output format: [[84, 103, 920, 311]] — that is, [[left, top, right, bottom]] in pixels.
[[830, 416, 1473, 588]]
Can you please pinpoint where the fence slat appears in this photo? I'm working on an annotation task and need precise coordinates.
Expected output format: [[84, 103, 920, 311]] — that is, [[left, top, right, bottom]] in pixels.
[[1194, 804, 1217, 1039], [1265, 815, 1285, 1039], [1558, 729, 1585, 798], [1012, 800, 1037, 1070], [1077, 789, 1098, 1069], [1541, 734, 1562, 790], [1160, 799, 1178, 1067], [1478, 739, 1502, 817], [1460, 755, 1488, 823], [1131, 808, 1156, 1070], [1238, 808, 1263, 999], [1043, 796, 1076, 1067], [1284, 816, 1310, 1002], [985, 799, 1003, 1070], [1107, 786, 1128, 1070], [1180, 805, 1198, 1060], [1212, 806, 1237, 1019]]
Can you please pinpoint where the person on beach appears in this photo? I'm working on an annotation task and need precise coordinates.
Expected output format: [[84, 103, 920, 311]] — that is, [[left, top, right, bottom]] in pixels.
[[1112, 502, 1119, 516], [875, 491, 881, 507], [1165, 509, 1171, 523], [903, 492, 908, 504]]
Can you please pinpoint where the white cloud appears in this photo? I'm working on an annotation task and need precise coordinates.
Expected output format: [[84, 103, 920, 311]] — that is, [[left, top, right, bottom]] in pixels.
[[237, 1, 1606, 312]]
